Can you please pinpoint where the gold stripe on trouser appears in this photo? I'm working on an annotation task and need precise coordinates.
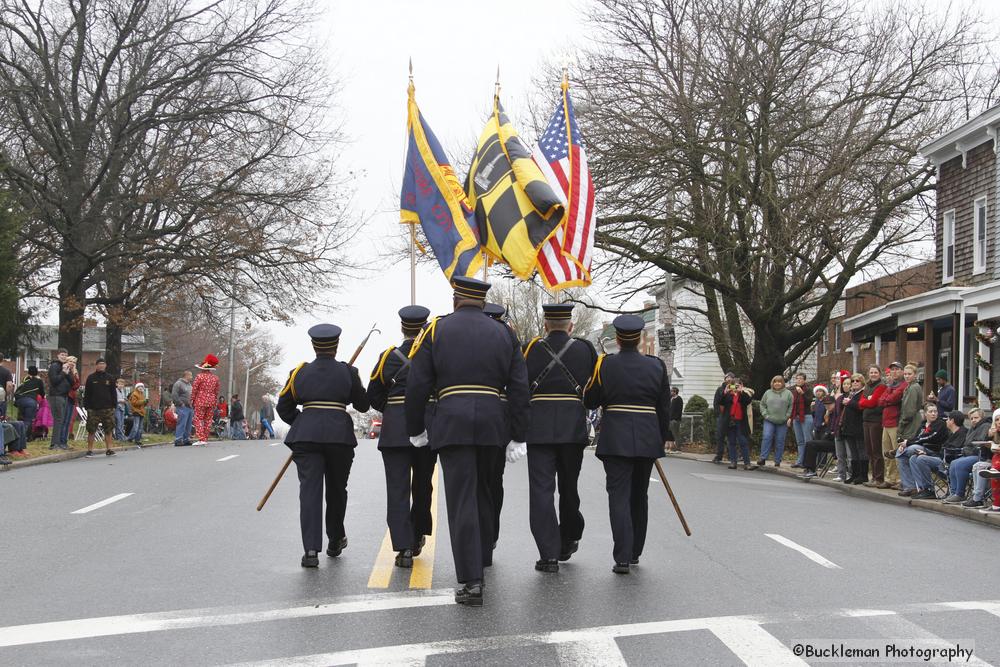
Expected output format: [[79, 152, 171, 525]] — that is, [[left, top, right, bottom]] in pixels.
[[386, 396, 405, 405], [882, 426, 899, 484], [302, 401, 346, 411], [437, 384, 499, 399], [606, 404, 657, 414], [531, 393, 581, 402]]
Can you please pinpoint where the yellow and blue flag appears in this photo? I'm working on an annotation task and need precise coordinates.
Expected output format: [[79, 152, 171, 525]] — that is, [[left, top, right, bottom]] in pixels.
[[465, 95, 565, 279], [400, 83, 483, 279]]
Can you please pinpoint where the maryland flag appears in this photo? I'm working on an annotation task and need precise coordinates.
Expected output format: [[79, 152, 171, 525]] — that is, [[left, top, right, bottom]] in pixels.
[[400, 82, 483, 279], [465, 96, 565, 279]]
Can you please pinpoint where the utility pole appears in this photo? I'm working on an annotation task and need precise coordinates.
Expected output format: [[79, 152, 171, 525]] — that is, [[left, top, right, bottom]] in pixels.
[[226, 296, 236, 402]]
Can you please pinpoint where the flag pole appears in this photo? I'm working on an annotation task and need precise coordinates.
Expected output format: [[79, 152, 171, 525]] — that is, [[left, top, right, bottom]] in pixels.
[[409, 57, 417, 305], [483, 65, 500, 283]]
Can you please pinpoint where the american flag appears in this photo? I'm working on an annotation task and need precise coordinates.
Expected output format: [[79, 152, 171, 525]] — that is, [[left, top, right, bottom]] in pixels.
[[532, 89, 595, 289]]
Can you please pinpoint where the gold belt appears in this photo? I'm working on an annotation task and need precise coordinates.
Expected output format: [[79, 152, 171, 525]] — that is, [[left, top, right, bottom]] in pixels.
[[531, 393, 582, 402], [438, 385, 500, 399], [606, 404, 657, 414], [302, 401, 346, 411]]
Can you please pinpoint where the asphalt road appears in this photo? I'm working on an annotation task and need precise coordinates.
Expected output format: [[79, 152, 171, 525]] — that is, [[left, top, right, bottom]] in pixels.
[[2, 439, 998, 666]]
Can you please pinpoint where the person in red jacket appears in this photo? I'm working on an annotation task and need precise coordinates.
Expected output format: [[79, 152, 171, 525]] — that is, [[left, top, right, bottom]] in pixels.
[[877, 361, 907, 489], [191, 354, 221, 446]]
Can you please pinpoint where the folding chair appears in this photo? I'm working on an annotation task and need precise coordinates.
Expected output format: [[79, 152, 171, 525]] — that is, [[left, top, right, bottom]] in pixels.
[[75, 406, 104, 441], [817, 453, 835, 478]]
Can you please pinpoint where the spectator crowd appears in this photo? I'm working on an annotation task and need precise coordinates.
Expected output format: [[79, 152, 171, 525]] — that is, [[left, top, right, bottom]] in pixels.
[[1, 350, 277, 465], [708, 364, 1000, 515]]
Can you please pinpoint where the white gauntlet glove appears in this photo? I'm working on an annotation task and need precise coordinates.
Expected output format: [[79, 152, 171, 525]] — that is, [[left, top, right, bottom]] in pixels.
[[505, 441, 527, 464], [410, 431, 429, 448]]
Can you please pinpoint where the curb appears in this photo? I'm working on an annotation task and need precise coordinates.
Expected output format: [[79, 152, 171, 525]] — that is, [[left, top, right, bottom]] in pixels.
[[1, 440, 174, 472], [664, 451, 1000, 529]]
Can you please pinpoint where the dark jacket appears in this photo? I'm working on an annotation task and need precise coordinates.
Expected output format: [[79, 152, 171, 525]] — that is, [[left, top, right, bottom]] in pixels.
[[940, 426, 969, 462], [405, 306, 530, 447], [669, 394, 683, 421], [368, 338, 420, 449], [584, 347, 670, 459], [860, 380, 884, 423], [277, 356, 369, 446], [903, 417, 947, 454], [935, 383, 957, 414], [719, 389, 752, 436], [790, 384, 813, 422], [523, 330, 597, 445], [48, 360, 71, 397], [83, 370, 117, 410], [14, 376, 45, 400], [840, 391, 864, 440], [713, 383, 726, 413], [959, 419, 992, 459], [229, 399, 245, 422]]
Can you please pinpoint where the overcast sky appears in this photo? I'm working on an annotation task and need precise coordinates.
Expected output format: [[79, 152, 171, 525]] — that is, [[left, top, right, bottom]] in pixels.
[[263, 0, 593, 379]]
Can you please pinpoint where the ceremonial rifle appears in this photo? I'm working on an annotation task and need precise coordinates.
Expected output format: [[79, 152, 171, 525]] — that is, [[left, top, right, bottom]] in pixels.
[[597, 336, 691, 536], [256, 323, 381, 511]]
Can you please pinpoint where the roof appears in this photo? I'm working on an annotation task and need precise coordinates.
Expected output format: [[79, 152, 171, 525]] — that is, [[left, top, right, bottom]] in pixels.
[[26, 325, 165, 353], [843, 286, 973, 333], [920, 104, 1000, 166]]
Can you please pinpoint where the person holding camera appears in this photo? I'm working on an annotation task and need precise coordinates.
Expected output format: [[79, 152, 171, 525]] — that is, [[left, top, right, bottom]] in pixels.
[[720, 377, 757, 470]]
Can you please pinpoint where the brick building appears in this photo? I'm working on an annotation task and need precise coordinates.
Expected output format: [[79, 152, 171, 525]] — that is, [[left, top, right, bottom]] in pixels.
[[818, 104, 1000, 409], [1, 323, 165, 406]]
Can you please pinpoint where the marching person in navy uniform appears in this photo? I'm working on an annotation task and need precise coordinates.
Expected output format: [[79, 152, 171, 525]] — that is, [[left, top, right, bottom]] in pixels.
[[277, 324, 370, 568], [367, 305, 436, 569], [405, 277, 530, 606], [584, 314, 670, 574], [483, 301, 515, 550], [524, 303, 598, 573]]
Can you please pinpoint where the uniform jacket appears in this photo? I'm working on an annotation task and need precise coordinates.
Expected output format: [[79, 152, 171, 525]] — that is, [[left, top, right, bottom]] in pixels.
[[583, 348, 670, 459], [405, 306, 530, 448], [523, 330, 597, 445], [277, 356, 369, 446], [368, 338, 422, 449], [83, 371, 117, 410]]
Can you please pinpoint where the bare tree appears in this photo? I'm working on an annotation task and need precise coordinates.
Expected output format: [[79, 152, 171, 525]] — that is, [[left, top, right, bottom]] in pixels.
[[572, 0, 986, 392], [487, 277, 600, 342], [0, 0, 351, 360]]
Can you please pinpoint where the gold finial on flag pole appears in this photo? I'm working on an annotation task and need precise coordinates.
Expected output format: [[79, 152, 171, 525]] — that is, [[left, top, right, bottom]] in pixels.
[[409, 57, 413, 83], [495, 65, 501, 97], [562, 59, 569, 93]]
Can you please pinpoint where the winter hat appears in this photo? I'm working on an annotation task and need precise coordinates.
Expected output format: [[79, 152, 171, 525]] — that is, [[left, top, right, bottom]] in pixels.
[[135, 382, 145, 389], [992, 408, 1000, 422], [813, 385, 828, 395], [196, 354, 219, 370]]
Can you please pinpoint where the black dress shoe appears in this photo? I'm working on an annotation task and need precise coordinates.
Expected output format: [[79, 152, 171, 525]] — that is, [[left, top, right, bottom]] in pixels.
[[412, 535, 427, 557], [326, 537, 348, 558], [629, 558, 639, 565], [612, 562, 630, 574], [454, 583, 483, 606], [301, 550, 319, 568], [558, 540, 579, 561], [395, 549, 414, 568], [535, 558, 559, 573]]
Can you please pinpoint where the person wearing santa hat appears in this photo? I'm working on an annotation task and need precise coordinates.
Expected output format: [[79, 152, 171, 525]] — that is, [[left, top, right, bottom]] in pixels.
[[191, 354, 221, 446]]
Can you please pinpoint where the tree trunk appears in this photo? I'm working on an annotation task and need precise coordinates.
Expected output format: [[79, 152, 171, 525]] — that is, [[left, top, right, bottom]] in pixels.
[[747, 328, 788, 397], [105, 317, 124, 378], [57, 252, 88, 359]]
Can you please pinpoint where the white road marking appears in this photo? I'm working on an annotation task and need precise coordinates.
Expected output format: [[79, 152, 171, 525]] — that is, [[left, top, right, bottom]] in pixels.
[[706, 618, 807, 666], [556, 637, 627, 666], [861, 614, 993, 667], [690, 473, 802, 488], [71, 493, 133, 515], [0, 590, 454, 648], [269, 442, 282, 447], [765, 533, 841, 569], [217, 455, 239, 462]]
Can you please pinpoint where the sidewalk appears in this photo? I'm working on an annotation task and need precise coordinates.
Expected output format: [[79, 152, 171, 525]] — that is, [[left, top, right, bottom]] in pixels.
[[667, 451, 1000, 529], [1, 437, 175, 471]]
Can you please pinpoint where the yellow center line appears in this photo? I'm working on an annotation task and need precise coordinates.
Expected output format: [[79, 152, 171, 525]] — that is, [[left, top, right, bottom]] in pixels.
[[409, 464, 439, 589], [366, 529, 396, 589]]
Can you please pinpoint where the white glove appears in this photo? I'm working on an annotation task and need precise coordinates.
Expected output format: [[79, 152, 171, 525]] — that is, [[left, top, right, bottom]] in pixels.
[[410, 431, 429, 448], [505, 441, 527, 464]]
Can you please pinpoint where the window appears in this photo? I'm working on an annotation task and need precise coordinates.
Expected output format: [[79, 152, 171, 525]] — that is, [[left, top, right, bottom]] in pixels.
[[942, 209, 955, 283], [834, 322, 843, 351], [974, 196, 988, 275], [822, 326, 829, 355]]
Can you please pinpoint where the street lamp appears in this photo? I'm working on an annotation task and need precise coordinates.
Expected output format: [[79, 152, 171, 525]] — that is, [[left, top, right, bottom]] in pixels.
[[244, 362, 266, 405]]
